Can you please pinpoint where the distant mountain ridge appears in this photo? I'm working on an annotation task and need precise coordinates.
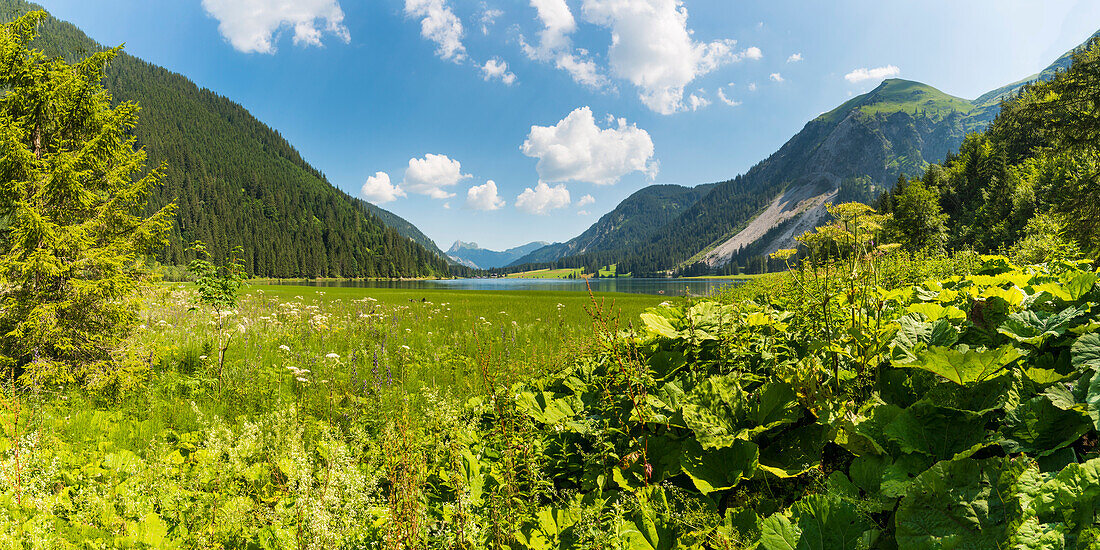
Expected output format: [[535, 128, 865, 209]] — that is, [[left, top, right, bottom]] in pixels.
[[529, 28, 1099, 275], [512, 183, 715, 266], [0, 0, 449, 277], [446, 241, 549, 269]]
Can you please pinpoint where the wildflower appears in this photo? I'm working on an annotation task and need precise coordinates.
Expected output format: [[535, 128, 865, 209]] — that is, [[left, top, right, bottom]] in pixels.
[[199, 355, 208, 360], [296, 377, 309, 383], [400, 345, 410, 351], [279, 344, 291, 352], [236, 323, 246, 334], [325, 353, 340, 360]]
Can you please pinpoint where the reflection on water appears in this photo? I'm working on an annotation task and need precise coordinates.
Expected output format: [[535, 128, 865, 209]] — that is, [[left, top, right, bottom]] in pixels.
[[262, 277, 746, 296]]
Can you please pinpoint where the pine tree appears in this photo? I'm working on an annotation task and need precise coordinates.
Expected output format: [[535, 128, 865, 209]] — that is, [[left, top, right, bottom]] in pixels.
[[0, 11, 175, 385]]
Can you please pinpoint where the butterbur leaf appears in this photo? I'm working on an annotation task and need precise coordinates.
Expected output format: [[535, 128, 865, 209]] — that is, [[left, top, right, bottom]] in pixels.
[[1034, 458, 1100, 530], [1072, 333, 1100, 372], [895, 457, 1032, 550], [759, 493, 873, 550], [758, 423, 829, 478], [884, 401, 988, 461], [681, 377, 801, 449], [907, 303, 966, 322], [640, 310, 681, 339], [901, 345, 1023, 385], [680, 437, 758, 494], [1061, 271, 1098, 302], [1001, 395, 1092, 456], [516, 391, 580, 424], [998, 307, 1083, 346], [1088, 370, 1100, 429]]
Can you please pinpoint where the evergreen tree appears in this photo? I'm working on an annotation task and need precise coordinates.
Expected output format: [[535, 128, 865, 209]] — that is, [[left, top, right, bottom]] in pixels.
[[0, 11, 174, 384]]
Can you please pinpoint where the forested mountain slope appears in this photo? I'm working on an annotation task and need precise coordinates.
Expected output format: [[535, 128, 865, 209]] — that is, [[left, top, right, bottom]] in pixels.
[[0, 0, 449, 278], [511, 183, 715, 266]]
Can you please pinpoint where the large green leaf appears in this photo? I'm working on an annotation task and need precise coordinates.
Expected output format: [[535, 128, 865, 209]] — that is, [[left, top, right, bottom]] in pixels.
[[1001, 395, 1092, 456], [758, 423, 830, 478], [895, 457, 1031, 550], [900, 345, 1024, 385], [833, 403, 904, 457], [1072, 333, 1100, 372], [680, 438, 758, 494], [1033, 458, 1100, 535], [515, 391, 581, 424], [681, 377, 801, 449], [923, 371, 1021, 413], [884, 401, 988, 462], [759, 493, 873, 550], [998, 306, 1084, 347]]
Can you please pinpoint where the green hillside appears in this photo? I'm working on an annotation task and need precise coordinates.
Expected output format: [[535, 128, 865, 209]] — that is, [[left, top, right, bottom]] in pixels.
[[816, 79, 976, 126], [510, 183, 716, 267], [0, 0, 449, 278]]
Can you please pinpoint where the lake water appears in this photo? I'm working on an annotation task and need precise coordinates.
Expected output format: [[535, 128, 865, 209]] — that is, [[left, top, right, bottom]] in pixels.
[[265, 277, 747, 296]]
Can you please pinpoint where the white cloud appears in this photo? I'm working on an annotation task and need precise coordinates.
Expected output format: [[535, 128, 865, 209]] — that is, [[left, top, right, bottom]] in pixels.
[[405, 0, 467, 62], [578, 210, 590, 216], [717, 87, 740, 107], [845, 65, 900, 83], [481, 58, 517, 84], [201, 0, 350, 54], [521, 106, 657, 186], [465, 180, 506, 210], [581, 0, 760, 114], [688, 92, 710, 111], [480, 7, 503, 34], [360, 171, 405, 204], [769, 72, 784, 82], [742, 46, 763, 60], [748, 82, 757, 91], [403, 153, 471, 199], [521, 0, 612, 89], [577, 194, 595, 207], [515, 182, 571, 214], [787, 52, 802, 63]]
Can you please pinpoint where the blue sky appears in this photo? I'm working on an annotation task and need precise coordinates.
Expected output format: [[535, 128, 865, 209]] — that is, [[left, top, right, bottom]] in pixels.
[[34, 0, 1100, 251]]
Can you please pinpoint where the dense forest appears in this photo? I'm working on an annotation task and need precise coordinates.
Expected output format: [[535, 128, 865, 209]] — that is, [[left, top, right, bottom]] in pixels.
[[877, 37, 1100, 260], [0, 0, 451, 279]]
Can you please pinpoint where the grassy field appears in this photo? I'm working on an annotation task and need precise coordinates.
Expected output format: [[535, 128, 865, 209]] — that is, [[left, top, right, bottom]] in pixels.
[[504, 267, 585, 279]]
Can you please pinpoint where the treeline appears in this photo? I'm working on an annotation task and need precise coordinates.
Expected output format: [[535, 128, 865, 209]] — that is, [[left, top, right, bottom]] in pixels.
[[878, 36, 1100, 259], [0, 0, 451, 278]]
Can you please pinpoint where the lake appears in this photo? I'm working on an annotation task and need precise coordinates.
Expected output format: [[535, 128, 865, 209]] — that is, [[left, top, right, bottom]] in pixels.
[[262, 277, 748, 296]]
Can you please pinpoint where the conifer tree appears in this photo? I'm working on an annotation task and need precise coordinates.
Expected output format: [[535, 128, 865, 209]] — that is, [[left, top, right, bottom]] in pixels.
[[0, 11, 175, 384]]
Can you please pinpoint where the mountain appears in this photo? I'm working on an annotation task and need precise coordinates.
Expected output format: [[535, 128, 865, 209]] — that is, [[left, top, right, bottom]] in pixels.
[[537, 28, 1100, 276], [511, 183, 716, 265], [446, 241, 549, 269], [0, 0, 449, 278]]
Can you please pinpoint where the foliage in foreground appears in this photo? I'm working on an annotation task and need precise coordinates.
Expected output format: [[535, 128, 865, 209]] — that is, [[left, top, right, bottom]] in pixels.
[[0, 11, 174, 387]]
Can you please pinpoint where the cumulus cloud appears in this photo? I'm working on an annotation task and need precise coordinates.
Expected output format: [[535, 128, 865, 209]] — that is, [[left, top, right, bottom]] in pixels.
[[769, 72, 784, 83], [748, 82, 757, 91], [581, 0, 760, 114], [515, 182, 571, 214], [688, 92, 710, 111], [577, 194, 595, 207], [360, 171, 405, 204], [480, 6, 503, 34], [481, 58, 517, 84], [403, 153, 471, 199], [520, 0, 612, 89], [717, 87, 740, 107], [845, 65, 900, 83], [201, 0, 350, 54], [521, 106, 657, 186], [787, 52, 802, 63], [465, 180, 506, 210], [405, 0, 467, 62]]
